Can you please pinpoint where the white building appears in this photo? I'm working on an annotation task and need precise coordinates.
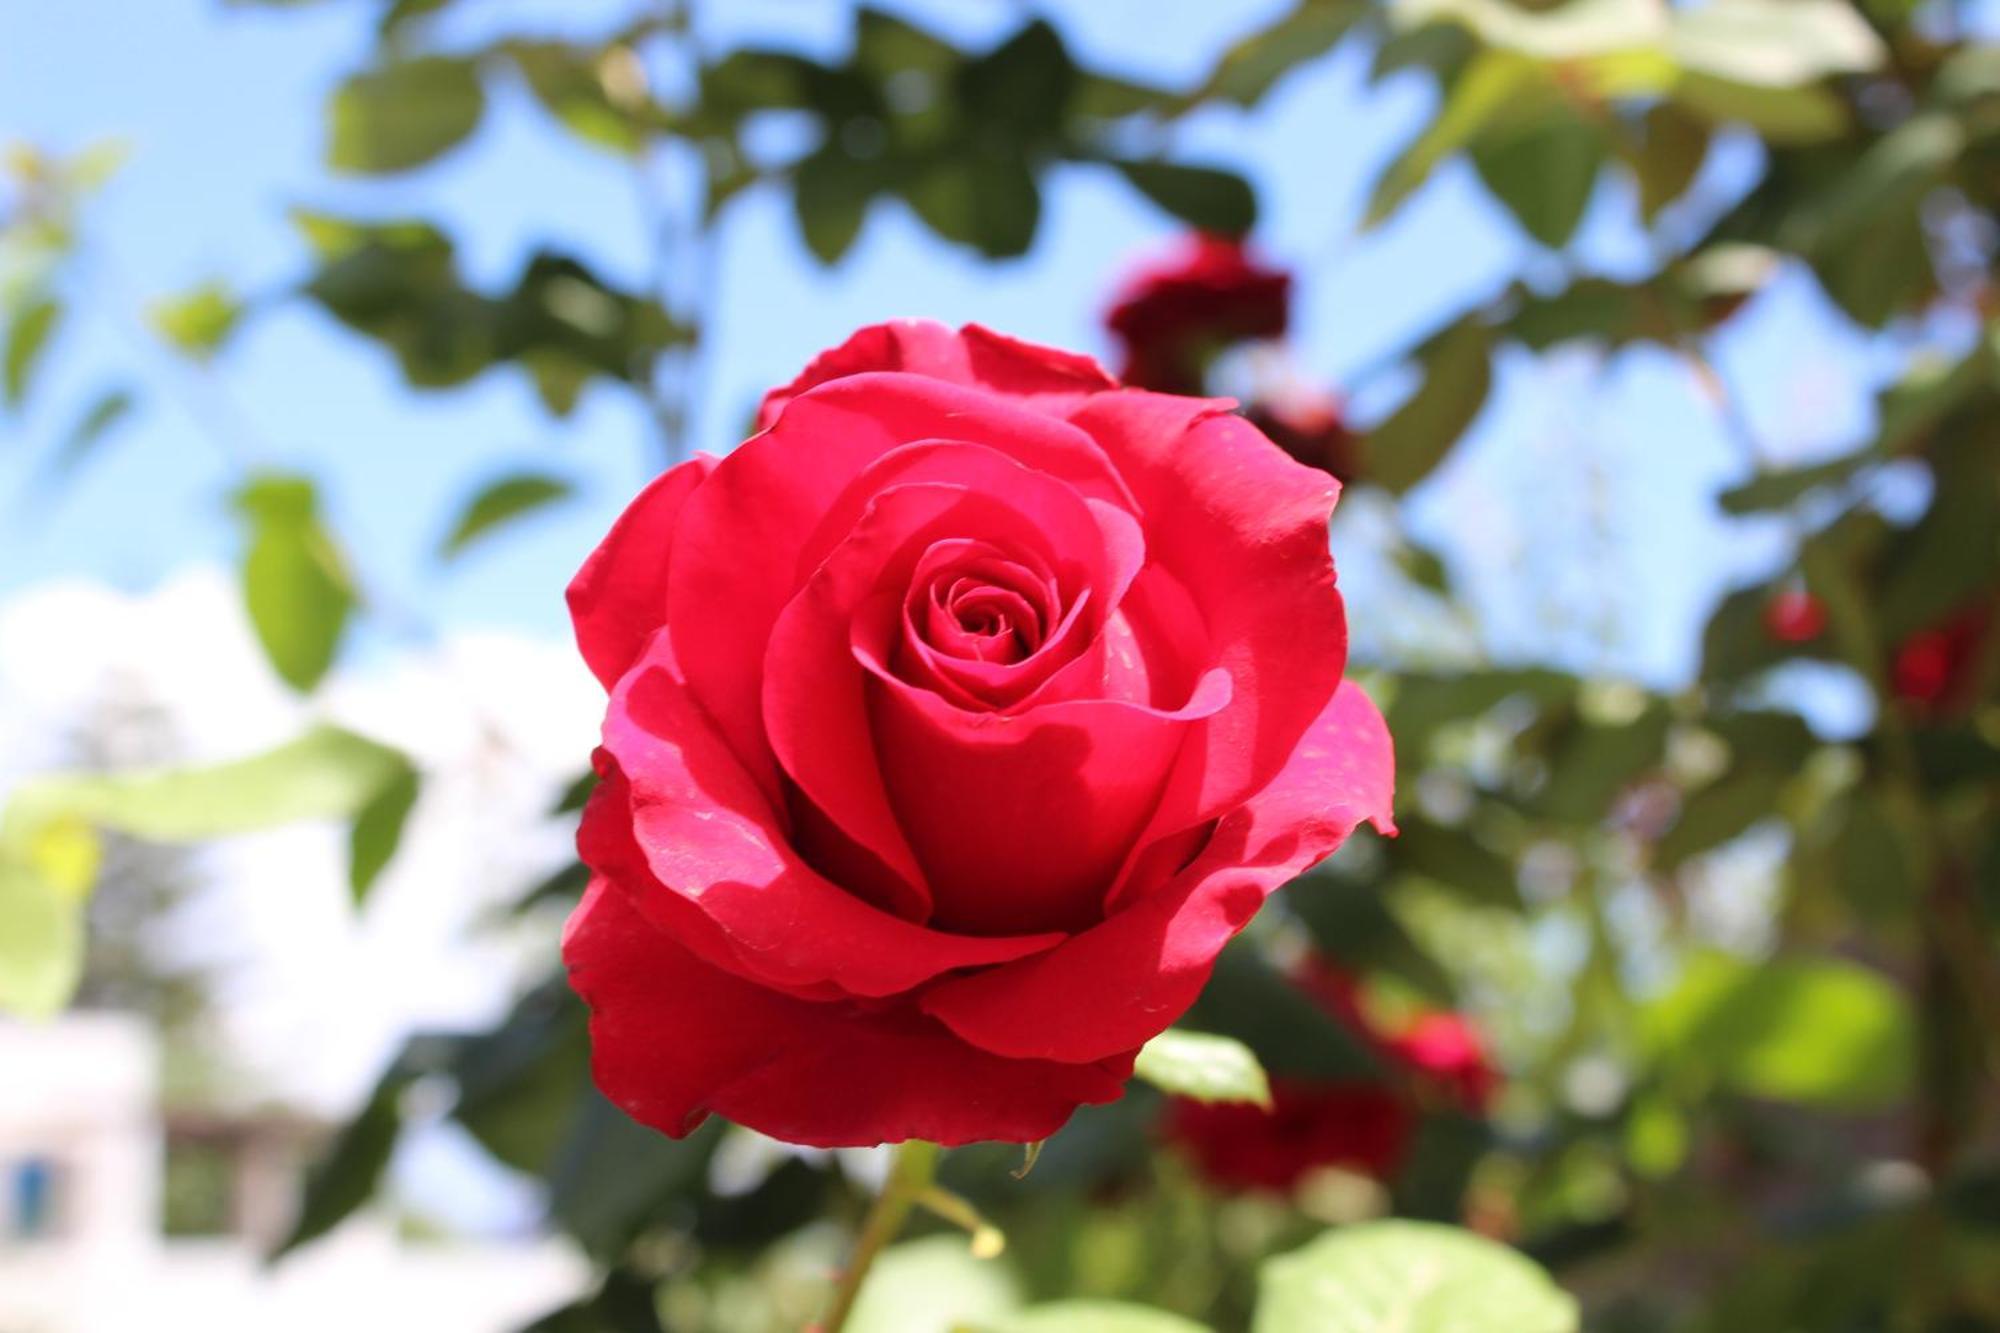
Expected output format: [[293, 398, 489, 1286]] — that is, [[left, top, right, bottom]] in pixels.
[[0, 1015, 588, 1333]]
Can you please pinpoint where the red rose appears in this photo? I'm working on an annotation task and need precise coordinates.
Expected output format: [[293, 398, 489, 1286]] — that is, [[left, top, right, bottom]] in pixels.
[[1246, 386, 1362, 484], [1165, 1080, 1412, 1193], [1762, 589, 1827, 645], [564, 321, 1393, 1148], [1890, 602, 1991, 714], [1105, 234, 1291, 395], [1167, 958, 1495, 1193]]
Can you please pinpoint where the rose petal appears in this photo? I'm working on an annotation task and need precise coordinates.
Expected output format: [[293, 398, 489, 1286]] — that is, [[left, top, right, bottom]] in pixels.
[[764, 456, 1140, 913], [1069, 394, 1350, 904], [567, 454, 717, 690], [591, 632, 1065, 997], [756, 320, 1116, 431], [565, 878, 1132, 1147], [864, 656, 1232, 936], [920, 679, 1395, 1062], [670, 375, 1134, 799]]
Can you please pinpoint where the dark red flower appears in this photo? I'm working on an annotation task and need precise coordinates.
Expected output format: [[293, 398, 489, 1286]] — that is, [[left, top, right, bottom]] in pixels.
[[1246, 387, 1363, 484], [1166, 958, 1497, 1193], [1165, 1079, 1413, 1193], [1763, 589, 1827, 645], [1891, 602, 1991, 714], [1104, 234, 1291, 395], [565, 321, 1394, 1148]]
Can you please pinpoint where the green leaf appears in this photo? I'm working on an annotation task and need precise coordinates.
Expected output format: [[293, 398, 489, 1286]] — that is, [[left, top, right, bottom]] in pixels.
[[235, 472, 356, 692], [994, 1303, 1210, 1333], [18, 725, 411, 844], [1667, 0, 1885, 88], [847, 1235, 1022, 1333], [1392, 819, 1522, 909], [1653, 769, 1785, 870], [1391, 0, 1661, 61], [4, 295, 62, 410], [1193, 0, 1364, 107], [1632, 102, 1709, 220], [508, 42, 654, 155], [51, 387, 136, 477], [1111, 160, 1257, 236], [349, 765, 419, 904], [148, 280, 242, 361], [1256, 1221, 1578, 1333], [0, 846, 89, 1020], [1642, 951, 1915, 1109], [273, 1066, 410, 1257], [1133, 1029, 1273, 1107], [794, 146, 876, 264], [328, 56, 486, 174], [1369, 51, 1555, 226], [902, 150, 1041, 260], [1717, 448, 1876, 513], [440, 472, 575, 559], [1366, 317, 1492, 495], [1470, 114, 1605, 249], [1669, 73, 1848, 144]]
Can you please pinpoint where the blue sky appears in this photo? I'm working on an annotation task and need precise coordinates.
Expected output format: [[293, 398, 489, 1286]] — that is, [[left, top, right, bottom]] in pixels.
[[1, 0, 1889, 688]]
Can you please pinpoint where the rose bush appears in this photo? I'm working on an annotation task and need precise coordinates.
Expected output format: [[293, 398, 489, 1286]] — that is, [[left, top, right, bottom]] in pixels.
[[564, 320, 1392, 1148], [1105, 235, 1291, 395], [1167, 961, 1496, 1194]]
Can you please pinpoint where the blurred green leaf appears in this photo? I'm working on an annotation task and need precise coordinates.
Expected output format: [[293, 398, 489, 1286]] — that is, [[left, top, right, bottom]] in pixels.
[[50, 387, 136, 477], [520, 1270, 665, 1333], [794, 145, 877, 264], [1633, 102, 1710, 220], [328, 56, 486, 174], [1654, 768, 1785, 871], [0, 823, 91, 1019], [1668, 0, 1886, 87], [349, 764, 419, 904], [4, 295, 62, 410], [1194, 0, 1364, 107], [993, 1303, 1210, 1333], [1642, 951, 1915, 1109], [1471, 114, 1605, 248], [1255, 1221, 1578, 1333], [18, 725, 410, 843], [273, 1065, 410, 1257], [1392, 819, 1523, 909], [1367, 317, 1492, 495], [440, 471, 574, 559], [148, 280, 242, 361], [1670, 73, 1848, 144], [1134, 1029, 1274, 1108], [1718, 448, 1877, 513], [1369, 51, 1555, 226], [1111, 160, 1257, 236], [902, 150, 1040, 260], [848, 1235, 1022, 1333], [235, 472, 355, 692], [508, 42, 656, 155]]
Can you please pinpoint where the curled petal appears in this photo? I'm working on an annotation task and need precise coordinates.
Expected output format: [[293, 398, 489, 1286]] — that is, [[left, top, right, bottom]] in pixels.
[[592, 633, 1064, 997], [565, 878, 1132, 1147], [920, 679, 1395, 1062], [757, 320, 1116, 430], [567, 455, 717, 690]]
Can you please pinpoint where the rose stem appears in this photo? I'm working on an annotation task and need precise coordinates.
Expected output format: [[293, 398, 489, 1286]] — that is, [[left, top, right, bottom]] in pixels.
[[815, 1138, 942, 1333]]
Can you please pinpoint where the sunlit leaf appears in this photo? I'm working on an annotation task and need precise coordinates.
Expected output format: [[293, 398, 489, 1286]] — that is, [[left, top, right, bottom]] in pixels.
[[328, 56, 486, 174], [847, 1235, 1021, 1333], [440, 471, 575, 559], [1365, 317, 1492, 494], [1668, 0, 1885, 87], [1255, 1221, 1578, 1333], [4, 295, 62, 410], [50, 387, 136, 478], [349, 764, 419, 904], [1642, 951, 1915, 1109], [148, 280, 242, 361], [234, 474, 356, 692], [1133, 1028, 1274, 1107]]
